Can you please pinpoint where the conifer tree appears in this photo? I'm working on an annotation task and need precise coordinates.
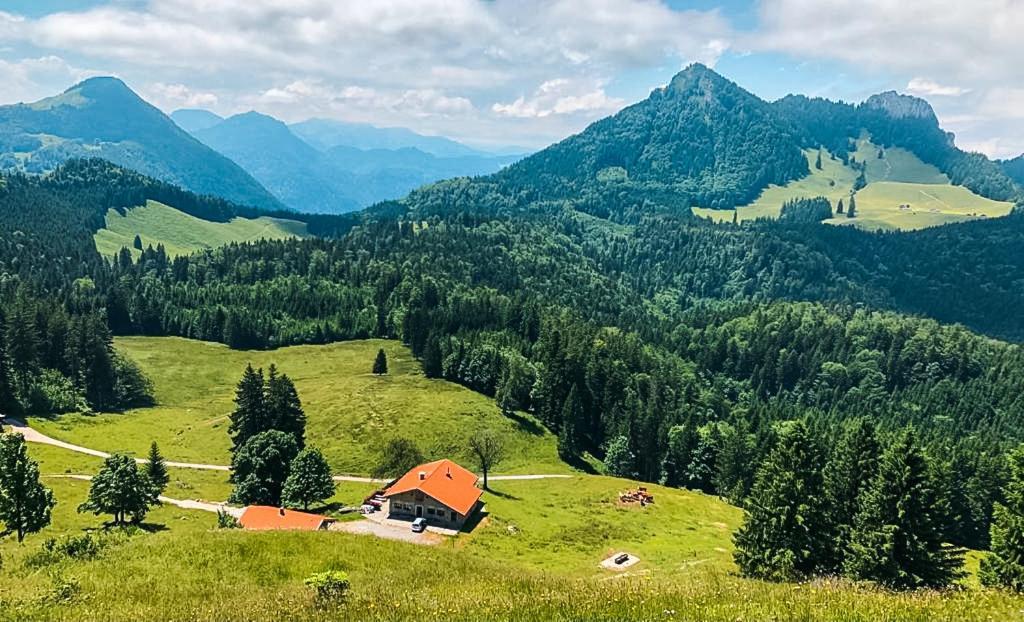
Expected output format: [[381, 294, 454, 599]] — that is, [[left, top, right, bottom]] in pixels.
[[373, 348, 388, 375], [845, 429, 964, 588], [145, 441, 169, 497], [0, 432, 56, 542], [265, 365, 306, 449], [836, 198, 845, 215], [847, 193, 857, 218], [282, 448, 335, 511], [822, 418, 879, 571], [815, 150, 823, 170], [133, 234, 143, 250], [228, 364, 267, 452], [715, 421, 756, 505], [661, 421, 698, 488], [981, 444, 1024, 590], [421, 334, 443, 378], [0, 314, 17, 414], [558, 384, 584, 460], [733, 421, 828, 581]]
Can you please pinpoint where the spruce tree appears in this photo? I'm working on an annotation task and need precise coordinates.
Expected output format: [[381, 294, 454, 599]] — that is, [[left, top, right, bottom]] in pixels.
[[558, 384, 584, 460], [733, 421, 828, 581], [421, 334, 443, 378], [0, 432, 56, 542], [133, 234, 143, 250], [372, 348, 388, 375], [815, 150, 823, 170], [981, 444, 1024, 590], [145, 441, 169, 497], [715, 421, 755, 505], [0, 313, 17, 414], [822, 418, 879, 571], [847, 193, 857, 218], [282, 448, 335, 511], [661, 421, 698, 488], [228, 364, 267, 452], [836, 198, 845, 215], [265, 365, 306, 450], [845, 429, 964, 588]]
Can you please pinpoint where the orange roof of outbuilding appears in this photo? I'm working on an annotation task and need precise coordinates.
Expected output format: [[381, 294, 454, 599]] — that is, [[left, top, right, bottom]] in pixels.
[[384, 459, 482, 516], [239, 506, 334, 531]]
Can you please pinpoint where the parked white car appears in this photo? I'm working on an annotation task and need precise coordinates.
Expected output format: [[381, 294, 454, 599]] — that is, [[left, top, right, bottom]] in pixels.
[[411, 517, 427, 533]]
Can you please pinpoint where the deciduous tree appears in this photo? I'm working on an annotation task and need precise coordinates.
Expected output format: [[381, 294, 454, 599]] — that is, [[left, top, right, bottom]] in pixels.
[[0, 433, 56, 542]]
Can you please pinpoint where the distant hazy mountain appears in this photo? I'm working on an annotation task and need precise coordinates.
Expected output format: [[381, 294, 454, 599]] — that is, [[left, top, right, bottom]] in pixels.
[[0, 78, 282, 210], [171, 109, 224, 133], [187, 111, 521, 213], [289, 118, 487, 158]]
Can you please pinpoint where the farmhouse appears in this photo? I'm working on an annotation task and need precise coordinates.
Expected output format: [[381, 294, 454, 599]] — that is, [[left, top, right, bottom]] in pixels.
[[384, 459, 483, 529], [238, 506, 335, 531]]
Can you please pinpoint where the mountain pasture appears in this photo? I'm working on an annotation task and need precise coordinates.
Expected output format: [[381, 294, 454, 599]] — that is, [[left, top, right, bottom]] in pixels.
[[93, 200, 308, 258]]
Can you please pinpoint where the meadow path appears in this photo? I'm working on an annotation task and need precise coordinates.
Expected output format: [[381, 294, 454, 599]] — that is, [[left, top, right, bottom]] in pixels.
[[46, 474, 245, 518], [5, 417, 573, 482]]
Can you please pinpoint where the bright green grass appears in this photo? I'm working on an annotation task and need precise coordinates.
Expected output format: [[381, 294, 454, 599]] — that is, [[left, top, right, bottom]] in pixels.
[[462, 476, 740, 577], [694, 139, 1013, 231], [824, 181, 1013, 231], [29, 337, 567, 476], [93, 200, 308, 259], [2, 464, 1020, 621]]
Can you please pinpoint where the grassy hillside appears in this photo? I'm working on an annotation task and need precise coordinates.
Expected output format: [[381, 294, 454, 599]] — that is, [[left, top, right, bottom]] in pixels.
[[694, 138, 1014, 230], [29, 337, 566, 475], [0, 443, 1015, 621], [93, 200, 308, 259]]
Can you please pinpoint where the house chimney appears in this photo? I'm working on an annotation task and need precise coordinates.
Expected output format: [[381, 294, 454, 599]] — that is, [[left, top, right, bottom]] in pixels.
[[446, 466, 452, 478], [419, 471, 426, 480]]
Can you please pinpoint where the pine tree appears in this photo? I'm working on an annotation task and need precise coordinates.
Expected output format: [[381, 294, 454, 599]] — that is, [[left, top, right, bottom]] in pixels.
[[282, 448, 335, 511], [0, 313, 17, 414], [372, 349, 388, 375], [603, 435, 635, 478], [0, 432, 56, 542], [79, 453, 158, 525], [815, 149, 823, 170], [558, 384, 584, 460], [981, 444, 1024, 590], [228, 364, 267, 452], [822, 418, 879, 571], [265, 365, 306, 450], [421, 334, 443, 378], [847, 193, 857, 218], [715, 422, 755, 505], [133, 234, 143, 250], [733, 421, 828, 581], [844, 429, 964, 588], [145, 441, 169, 497], [836, 198, 845, 215], [661, 421, 698, 488]]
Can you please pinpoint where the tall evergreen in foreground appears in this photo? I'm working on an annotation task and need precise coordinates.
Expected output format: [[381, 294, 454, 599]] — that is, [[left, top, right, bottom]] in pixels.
[[0, 433, 56, 542], [145, 441, 169, 497], [822, 418, 880, 572], [372, 349, 388, 375], [265, 365, 306, 450], [229, 364, 267, 452], [981, 444, 1024, 590], [558, 384, 584, 460], [844, 429, 964, 588], [734, 421, 828, 581]]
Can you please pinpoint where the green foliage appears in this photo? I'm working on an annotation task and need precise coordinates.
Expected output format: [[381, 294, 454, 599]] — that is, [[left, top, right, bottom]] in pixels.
[[216, 510, 240, 529], [229, 430, 300, 507], [372, 437, 425, 480], [372, 348, 388, 375], [303, 570, 350, 607], [0, 432, 56, 542], [282, 448, 336, 511], [603, 435, 635, 478], [822, 418, 880, 571], [733, 421, 828, 581], [145, 442, 169, 497], [981, 444, 1024, 590], [468, 429, 505, 490], [557, 385, 584, 461], [78, 453, 158, 525], [778, 197, 833, 223], [844, 429, 964, 588]]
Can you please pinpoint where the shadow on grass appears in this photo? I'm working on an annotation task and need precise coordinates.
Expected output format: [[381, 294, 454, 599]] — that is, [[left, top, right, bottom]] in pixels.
[[504, 411, 546, 436], [482, 486, 520, 501], [460, 507, 489, 534]]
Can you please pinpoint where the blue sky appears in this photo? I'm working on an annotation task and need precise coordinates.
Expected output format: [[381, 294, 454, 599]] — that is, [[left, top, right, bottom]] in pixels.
[[1, 1, 1022, 156]]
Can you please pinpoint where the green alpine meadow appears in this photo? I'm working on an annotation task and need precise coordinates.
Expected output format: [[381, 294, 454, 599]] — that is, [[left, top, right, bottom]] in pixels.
[[2, 2, 1024, 620]]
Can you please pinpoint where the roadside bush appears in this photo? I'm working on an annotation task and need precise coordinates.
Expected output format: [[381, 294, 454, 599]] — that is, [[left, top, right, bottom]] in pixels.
[[216, 510, 240, 529], [27, 369, 86, 414], [304, 570, 350, 607]]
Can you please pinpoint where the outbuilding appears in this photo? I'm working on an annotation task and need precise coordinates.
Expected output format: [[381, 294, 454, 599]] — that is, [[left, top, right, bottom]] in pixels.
[[384, 459, 483, 530], [238, 506, 335, 531]]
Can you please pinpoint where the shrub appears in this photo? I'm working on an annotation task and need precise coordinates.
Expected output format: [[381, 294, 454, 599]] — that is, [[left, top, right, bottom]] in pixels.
[[27, 369, 86, 414], [304, 570, 350, 607], [26, 533, 110, 568], [217, 510, 240, 529]]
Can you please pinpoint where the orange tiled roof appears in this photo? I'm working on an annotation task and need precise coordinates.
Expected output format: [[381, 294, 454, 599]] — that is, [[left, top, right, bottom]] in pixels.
[[239, 506, 334, 531], [384, 459, 482, 516]]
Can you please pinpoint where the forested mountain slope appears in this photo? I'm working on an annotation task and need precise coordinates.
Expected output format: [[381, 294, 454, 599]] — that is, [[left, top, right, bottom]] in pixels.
[[0, 77, 282, 210]]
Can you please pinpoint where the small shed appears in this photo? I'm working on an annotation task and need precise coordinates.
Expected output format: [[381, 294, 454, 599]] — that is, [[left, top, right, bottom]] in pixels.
[[238, 506, 335, 531]]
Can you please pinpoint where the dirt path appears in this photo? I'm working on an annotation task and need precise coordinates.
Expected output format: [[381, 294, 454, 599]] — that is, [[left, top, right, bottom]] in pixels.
[[46, 474, 245, 518], [6, 417, 573, 482]]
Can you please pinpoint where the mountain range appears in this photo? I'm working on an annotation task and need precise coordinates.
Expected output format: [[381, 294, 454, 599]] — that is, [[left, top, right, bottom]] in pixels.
[[182, 111, 521, 214]]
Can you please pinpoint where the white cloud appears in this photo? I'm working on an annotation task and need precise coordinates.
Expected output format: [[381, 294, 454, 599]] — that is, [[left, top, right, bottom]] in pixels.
[[0, 55, 96, 104], [146, 82, 219, 109], [0, 0, 731, 148], [493, 78, 623, 119], [906, 78, 969, 97]]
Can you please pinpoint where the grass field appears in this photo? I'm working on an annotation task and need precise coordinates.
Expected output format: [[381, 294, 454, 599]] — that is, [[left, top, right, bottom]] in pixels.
[[28, 337, 567, 476], [693, 138, 1014, 231], [93, 200, 308, 259]]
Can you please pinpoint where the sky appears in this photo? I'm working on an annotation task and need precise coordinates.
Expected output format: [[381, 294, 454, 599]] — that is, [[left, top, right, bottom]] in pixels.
[[1, 0, 1022, 156]]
